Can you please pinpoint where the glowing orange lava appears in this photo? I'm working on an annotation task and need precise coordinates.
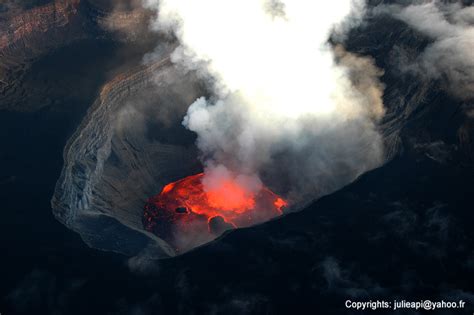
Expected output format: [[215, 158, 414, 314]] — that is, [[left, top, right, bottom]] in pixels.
[[143, 173, 287, 250]]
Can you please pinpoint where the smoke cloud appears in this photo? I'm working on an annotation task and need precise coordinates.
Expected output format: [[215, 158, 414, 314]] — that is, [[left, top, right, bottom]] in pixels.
[[98, 0, 155, 42], [144, 0, 386, 205], [381, 2, 474, 99]]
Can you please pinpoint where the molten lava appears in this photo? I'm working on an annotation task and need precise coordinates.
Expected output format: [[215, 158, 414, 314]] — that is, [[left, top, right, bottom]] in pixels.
[[143, 173, 287, 251]]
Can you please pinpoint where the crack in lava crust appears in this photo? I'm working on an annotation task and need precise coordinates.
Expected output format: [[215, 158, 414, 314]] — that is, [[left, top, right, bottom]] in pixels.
[[143, 173, 287, 252]]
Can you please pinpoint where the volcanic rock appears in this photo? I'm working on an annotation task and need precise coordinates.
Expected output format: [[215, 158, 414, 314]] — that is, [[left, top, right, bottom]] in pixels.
[[208, 216, 235, 235], [0, 0, 158, 111], [0, 1, 91, 110], [52, 54, 205, 258]]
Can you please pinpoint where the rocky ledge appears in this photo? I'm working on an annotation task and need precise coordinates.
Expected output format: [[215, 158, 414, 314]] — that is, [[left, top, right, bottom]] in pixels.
[[51, 54, 206, 258]]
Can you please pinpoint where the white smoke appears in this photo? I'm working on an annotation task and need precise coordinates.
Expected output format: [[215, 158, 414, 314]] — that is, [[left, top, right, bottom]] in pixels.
[[144, 0, 386, 204], [382, 2, 474, 100]]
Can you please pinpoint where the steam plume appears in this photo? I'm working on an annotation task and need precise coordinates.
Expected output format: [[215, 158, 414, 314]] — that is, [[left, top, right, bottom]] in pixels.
[[144, 0, 386, 204], [382, 2, 474, 100]]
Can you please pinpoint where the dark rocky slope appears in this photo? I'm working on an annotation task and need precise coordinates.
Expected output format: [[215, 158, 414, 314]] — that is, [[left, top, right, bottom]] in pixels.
[[0, 0, 157, 111], [0, 0, 90, 110], [1, 3, 473, 315]]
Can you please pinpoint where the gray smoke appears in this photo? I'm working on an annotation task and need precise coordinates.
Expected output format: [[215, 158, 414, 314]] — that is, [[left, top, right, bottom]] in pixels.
[[381, 2, 474, 99]]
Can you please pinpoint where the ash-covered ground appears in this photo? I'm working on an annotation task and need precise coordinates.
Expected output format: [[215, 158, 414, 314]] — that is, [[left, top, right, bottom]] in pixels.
[[1, 1, 473, 314]]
